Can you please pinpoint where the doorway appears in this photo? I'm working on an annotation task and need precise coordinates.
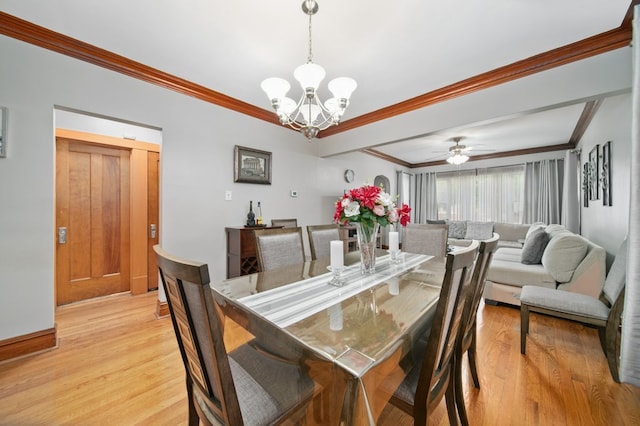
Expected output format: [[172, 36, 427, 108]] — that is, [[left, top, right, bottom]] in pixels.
[[55, 129, 160, 306]]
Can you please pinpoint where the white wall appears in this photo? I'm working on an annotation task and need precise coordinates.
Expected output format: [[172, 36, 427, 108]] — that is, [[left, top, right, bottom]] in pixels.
[[578, 92, 632, 265], [0, 36, 392, 341]]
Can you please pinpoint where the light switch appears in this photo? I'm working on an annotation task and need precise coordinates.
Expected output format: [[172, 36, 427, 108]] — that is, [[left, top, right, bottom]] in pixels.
[[225, 190, 232, 201]]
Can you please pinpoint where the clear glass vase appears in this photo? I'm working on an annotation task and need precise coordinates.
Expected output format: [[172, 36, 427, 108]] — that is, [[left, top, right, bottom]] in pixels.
[[355, 222, 379, 275]]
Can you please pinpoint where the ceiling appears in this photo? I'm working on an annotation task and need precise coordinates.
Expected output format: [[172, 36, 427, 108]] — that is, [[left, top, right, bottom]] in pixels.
[[0, 1, 636, 166]]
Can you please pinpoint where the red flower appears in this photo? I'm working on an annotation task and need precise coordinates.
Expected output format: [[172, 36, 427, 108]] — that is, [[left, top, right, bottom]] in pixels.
[[349, 185, 380, 210], [398, 204, 411, 226]]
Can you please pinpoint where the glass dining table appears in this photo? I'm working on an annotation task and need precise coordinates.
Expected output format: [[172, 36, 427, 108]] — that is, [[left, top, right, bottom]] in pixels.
[[210, 250, 446, 425]]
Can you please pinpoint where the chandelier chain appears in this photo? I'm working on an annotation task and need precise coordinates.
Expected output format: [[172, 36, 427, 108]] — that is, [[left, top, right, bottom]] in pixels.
[[307, 9, 313, 63]]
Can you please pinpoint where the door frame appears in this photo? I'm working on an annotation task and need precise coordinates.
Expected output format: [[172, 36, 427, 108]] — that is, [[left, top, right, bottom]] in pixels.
[[55, 128, 161, 304]]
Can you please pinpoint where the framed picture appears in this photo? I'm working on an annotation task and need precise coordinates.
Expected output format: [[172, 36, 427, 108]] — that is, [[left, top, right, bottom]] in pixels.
[[234, 145, 272, 184], [601, 140, 612, 206], [0, 106, 7, 158], [582, 162, 589, 207], [588, 144, 599, 201]]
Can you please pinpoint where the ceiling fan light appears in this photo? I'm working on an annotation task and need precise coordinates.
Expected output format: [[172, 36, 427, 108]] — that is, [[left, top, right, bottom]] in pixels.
[[328, 77, 357, 100], [261, 78, 291, 101], [447, 154, 469, 165], [294, 63, 326, 91]]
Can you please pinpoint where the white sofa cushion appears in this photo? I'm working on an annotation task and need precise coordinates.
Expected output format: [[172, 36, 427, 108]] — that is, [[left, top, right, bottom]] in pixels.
[[541, 233, 588, 283], [465, 221, 494, 240], [486, 257, 556, 288], [448, 221, 467, 239]]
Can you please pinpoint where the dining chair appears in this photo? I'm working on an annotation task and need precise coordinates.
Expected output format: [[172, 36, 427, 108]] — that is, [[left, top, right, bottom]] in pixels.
[[454, 233, 500, 426], [402, 223, 449, 257], [271, 218, 298, 228], [153, 245, 317, 425], [388, 240, 479, 426], [307, 224, 340, 260], [254, 227, 305, 271], [520, 237, 627, 382]]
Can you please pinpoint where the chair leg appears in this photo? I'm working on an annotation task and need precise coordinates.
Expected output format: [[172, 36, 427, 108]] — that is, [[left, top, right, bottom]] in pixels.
[[468, 329, 480, 389], [186, 376, 200, 426], [446, 377, 461, 426], [454, 353, 470, 426], [520, 304, 529, 354], [603, 321, 622, 383]]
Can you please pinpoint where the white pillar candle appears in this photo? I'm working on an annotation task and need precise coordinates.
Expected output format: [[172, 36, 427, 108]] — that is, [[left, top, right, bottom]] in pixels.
[[389, 231, 399, 252], [330, 240, 344, 269], [328, 303, 343, 331]]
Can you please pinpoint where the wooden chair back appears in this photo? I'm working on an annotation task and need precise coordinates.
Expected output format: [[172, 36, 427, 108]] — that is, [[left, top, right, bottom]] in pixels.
[[307, 224, 340, 260], [153, 245, 243, 425], [455, 233, 500, 425], [271, 218, 298, 228], [254, 227, 305, 271], [407, 241, 479, 425], [402, 223, 449, 257]]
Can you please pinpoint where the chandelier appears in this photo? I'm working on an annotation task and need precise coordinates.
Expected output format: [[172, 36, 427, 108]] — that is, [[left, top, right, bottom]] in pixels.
[[446, 138, 470, 165], [260, 0, 357, 140]]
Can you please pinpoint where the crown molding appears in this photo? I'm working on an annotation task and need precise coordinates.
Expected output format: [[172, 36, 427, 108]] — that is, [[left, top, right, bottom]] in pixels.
[[0, 11, 280, 126], [318, 26, 632, 138]]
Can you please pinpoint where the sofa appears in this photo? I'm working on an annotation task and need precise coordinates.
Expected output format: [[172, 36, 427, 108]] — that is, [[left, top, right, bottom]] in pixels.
[[435, 220, 530, 249], [483, 224, 606, 306]]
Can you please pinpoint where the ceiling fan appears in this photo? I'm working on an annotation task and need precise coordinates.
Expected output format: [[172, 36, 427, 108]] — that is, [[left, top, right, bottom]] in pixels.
[[423, 136, 495, 164]]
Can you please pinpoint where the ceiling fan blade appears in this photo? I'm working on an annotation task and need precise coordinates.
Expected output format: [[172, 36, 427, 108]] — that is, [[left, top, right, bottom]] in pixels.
[[422, 153, 449, 162]]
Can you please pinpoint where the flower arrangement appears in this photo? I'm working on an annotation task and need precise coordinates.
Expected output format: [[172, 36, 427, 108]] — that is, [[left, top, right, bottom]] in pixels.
[[333, 184, 411, 232]]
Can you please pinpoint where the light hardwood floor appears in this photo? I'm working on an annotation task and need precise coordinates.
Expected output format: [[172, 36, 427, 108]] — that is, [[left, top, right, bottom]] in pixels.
[[0, 291, 638, 425]]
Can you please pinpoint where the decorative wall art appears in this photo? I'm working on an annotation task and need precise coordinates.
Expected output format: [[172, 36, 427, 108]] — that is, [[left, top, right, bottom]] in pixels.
[[0, 107, 7, 158], [601, 140, 612, 206], [582, 162, 589, 208], [234, 145, 272, 184], [588, 144, 600, 201]]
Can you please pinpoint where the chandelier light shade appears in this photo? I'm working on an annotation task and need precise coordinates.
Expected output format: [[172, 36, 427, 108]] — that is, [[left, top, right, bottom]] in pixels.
[[261, 0, 357, 140]]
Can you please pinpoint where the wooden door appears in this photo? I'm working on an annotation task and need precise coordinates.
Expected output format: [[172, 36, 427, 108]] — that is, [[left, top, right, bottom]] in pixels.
[[147, 151, 159, 290], [56, 139, 131, 305]]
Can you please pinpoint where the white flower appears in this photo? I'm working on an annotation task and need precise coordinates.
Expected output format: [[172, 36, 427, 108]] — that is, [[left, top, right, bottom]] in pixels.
[[377, 191, 394, 207], [343, 200, 361, 217]]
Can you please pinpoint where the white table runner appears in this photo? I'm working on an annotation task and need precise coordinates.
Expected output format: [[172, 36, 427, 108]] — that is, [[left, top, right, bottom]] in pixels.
[[239, 252, 430, 328]]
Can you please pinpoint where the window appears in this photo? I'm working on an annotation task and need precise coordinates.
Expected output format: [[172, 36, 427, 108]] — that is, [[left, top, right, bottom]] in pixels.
[[436, 165, 525, 223]]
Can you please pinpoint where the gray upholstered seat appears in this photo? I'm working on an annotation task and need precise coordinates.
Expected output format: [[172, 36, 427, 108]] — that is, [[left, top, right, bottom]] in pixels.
[[307, 224, 340, 260], [520, 237, 627, 382], [254, 227, 305, 271], [271, 218, 298, 228], [402, 223, 449, 257], [454, 233, 500, 426], [153, 246, 316, 425], [387, 241, 479, 426]]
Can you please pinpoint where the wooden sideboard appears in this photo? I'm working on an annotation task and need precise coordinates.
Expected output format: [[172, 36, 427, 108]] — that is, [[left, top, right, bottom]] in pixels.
[[225, 226, 282, 278]]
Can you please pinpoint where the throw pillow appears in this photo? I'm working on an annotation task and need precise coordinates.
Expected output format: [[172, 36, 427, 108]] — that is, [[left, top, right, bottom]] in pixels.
[[525, 222, 546, 240], [465, 221, 494, 240], [541, 233, 589, 283], [545, 224, 567, 238], [448, 221, 467, 239], [520, 227, 550, 264]]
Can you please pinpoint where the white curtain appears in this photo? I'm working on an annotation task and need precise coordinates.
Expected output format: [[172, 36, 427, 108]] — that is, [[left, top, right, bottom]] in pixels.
[[476, 165, 525, 223], [620, 4, 640, 385], [523, 159, 564, 224], [413, 172, 438, 223], [436, 169, 477, 220], [561, 150, 581, 233]]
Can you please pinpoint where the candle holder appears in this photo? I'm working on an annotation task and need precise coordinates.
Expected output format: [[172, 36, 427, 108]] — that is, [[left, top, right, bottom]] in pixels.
[[388, 249, 402, 264], [327, 266, 345, 287]]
